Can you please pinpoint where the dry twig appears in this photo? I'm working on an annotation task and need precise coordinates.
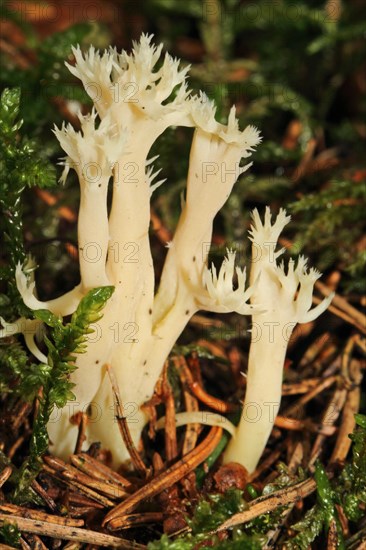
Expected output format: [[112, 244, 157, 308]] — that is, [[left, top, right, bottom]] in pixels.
[[106, 365, 149, 477], [0, 467, 12, 489], [104, 427, 223, 528], [0, 514, 146, 549], [162, 361, 178, 461], [215, 477, 316, 532], [70, 454, 133, 490], [173, 356, 200, 455]]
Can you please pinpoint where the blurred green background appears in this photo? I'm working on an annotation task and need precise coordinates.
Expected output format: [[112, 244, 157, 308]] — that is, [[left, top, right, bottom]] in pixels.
[[1, 0, 365, 301]]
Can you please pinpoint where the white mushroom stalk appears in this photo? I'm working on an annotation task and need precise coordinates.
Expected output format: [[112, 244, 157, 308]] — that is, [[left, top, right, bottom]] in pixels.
[[1, 34, 262, 465], [223, 208, 334, 473]]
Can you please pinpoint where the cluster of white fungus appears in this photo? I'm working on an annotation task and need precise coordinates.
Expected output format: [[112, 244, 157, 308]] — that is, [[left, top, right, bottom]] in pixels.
[[0, 35, 332, 473]]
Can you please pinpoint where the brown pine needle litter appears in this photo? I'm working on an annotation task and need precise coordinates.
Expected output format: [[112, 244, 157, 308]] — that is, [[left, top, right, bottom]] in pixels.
[[0, 192, 365, 547], [0, 326, 364, 550]]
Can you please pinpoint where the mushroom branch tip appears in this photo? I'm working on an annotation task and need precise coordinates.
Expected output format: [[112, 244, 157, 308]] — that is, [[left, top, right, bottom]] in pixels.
[[200, 249, 262, 315]]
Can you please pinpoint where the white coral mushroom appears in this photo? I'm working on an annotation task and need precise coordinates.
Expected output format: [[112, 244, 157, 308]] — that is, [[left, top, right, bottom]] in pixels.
[[37, 35, 262, 464], [224, 208, 334, 473], [0, 36, 333, 474]]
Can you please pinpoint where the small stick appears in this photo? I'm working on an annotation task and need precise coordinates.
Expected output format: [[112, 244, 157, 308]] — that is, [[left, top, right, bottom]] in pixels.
[[281, 378, 322, 395], [331, 348, 362, 464], [8, 436, 26, 460], [173, 356, 200, 455], [152, 452, 164, 475], [0, 503, 84, 527], [113, 512, 164, 530], [315, 280, 366, 330], [19, 538, 31, 550], [309, 338, 357, 467], [42, 464, 115, 507], [23, 533, 48, 550], [104, 426, 223, 527], [73, 413, 88, 455], [215, 477, 316, 532], [330, 381, 361, 464], [187, 353, 205, 387], [189, 313, 226, 330], [106, 365, 149, 477], [162, 361, 178, 461], [298, 333, 333, 368], [355, 334, 366, 354], [30, 480, 57, 512], [70, 454, 133, 490], [282, 375, 337, 417], [248, 448, 282, 482], [309, 386, 347, 467], [62, 491, 105, 509], [0, 514, 146, 549], [43, 456, 128, 499], [265, 441, 305, 547], [327, 518, 338, 550], [180, 357, 237, 413], [274, 415, 336, 435], [150, 207, 172, 244], [66, 506, 96, 517], [344, 527, 366, 550], [336, 504, 349, 538], [313, 295, 366, 335], [10, 402, 32, 431], [274, 416, 308, 431], [0, 466, 12, 488]]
